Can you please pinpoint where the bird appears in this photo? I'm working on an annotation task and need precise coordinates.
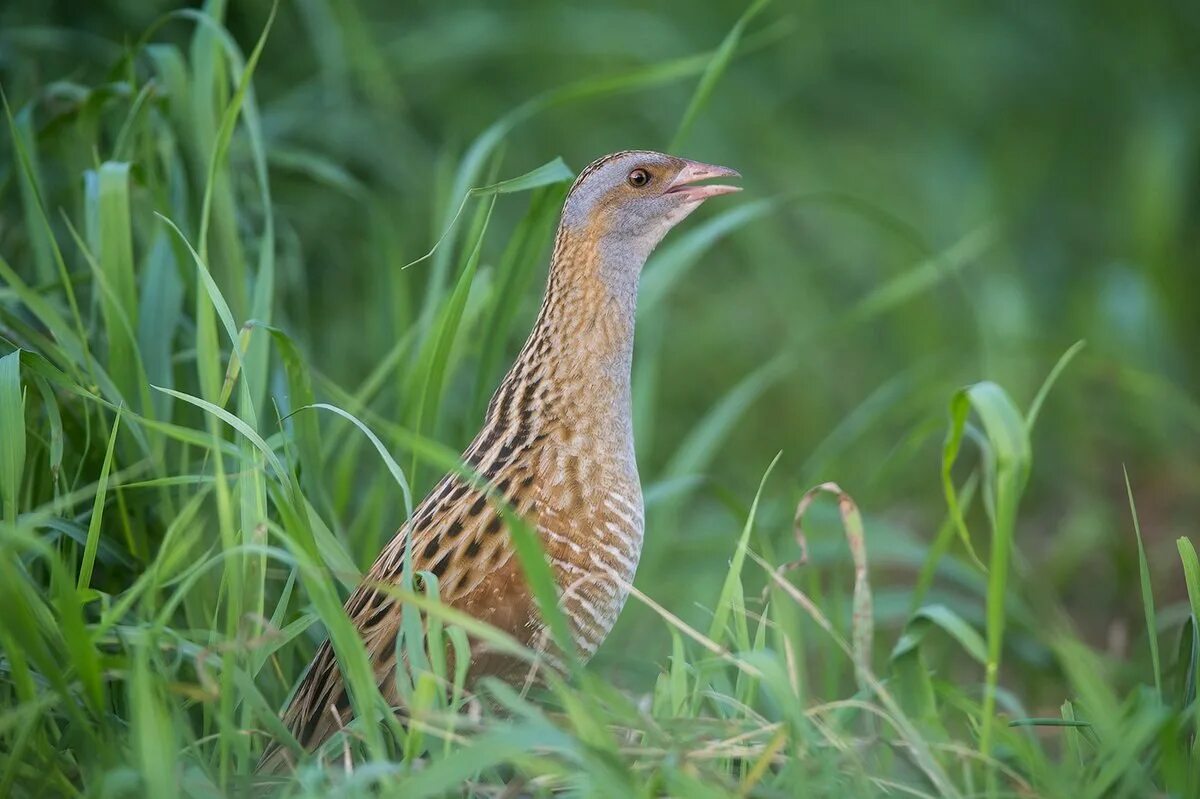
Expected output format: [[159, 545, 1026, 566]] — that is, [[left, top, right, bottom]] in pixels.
[[258, 150, 740, 772]]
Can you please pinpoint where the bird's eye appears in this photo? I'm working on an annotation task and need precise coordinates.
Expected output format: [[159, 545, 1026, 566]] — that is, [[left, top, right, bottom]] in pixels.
[[627, 168, 651, 188]]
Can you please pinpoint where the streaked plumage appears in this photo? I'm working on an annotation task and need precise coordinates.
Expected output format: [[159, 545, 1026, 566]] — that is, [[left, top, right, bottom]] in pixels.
[[259, 151, 740, 772]]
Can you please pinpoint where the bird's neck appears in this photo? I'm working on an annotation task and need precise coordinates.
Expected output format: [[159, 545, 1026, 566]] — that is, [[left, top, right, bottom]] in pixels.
[[485, 226, 643, 436], [541, 226, 641, 372]]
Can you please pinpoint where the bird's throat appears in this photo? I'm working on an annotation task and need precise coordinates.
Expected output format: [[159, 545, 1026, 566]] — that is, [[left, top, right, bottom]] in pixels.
[[542, 226, 641, 382], [486, 226, 644, 436]]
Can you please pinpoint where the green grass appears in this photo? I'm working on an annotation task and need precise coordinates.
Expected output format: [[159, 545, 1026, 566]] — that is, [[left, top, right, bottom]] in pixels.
[[1, 2, 1198, 797]]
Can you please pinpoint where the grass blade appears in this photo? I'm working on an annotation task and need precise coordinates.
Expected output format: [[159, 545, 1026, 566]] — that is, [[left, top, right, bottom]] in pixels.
[[670, 0, 772, 150], [1177, 537, 1200, 738], [77, 406, 121, 592], [707, 451, 781, 644], [84, 162, 143, 411], [1124, 467, 1161, 699], [0, 351, 25, 524]]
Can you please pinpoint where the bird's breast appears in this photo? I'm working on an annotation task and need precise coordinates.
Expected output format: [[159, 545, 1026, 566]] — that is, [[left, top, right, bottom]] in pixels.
[[534, 433, 644, 660]]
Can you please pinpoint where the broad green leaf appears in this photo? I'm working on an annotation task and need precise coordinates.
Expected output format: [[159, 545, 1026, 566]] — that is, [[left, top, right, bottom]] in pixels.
[[891, 604, 987, 665], [84, 162, 141, 410]]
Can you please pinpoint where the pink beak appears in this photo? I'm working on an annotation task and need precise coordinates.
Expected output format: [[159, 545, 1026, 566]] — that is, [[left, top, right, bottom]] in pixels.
[[664, 159, 742, 202]]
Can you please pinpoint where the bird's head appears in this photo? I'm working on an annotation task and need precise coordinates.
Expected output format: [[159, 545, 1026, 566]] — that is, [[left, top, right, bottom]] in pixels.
[[561, 150, 740, 259]]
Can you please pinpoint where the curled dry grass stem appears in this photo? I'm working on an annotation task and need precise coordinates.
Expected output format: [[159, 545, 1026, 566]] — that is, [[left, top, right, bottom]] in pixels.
[[790, 482, 873, 683], [749, 547, 962, 798]]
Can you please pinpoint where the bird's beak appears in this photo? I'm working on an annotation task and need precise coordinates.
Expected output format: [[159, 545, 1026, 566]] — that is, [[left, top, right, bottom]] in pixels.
[[664, 159, 742, 202]]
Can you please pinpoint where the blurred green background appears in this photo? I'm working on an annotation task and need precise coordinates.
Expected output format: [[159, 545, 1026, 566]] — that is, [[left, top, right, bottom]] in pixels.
[[2, 0, 1197, 687]]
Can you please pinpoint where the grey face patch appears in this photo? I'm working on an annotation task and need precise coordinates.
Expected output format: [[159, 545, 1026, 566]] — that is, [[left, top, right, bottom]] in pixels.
[[561, 151, 685, 237], [560, 150, 718, 307]]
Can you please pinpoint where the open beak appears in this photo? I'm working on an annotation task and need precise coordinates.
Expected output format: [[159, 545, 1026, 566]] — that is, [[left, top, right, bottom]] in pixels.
[[664, 159, 741, 202]]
